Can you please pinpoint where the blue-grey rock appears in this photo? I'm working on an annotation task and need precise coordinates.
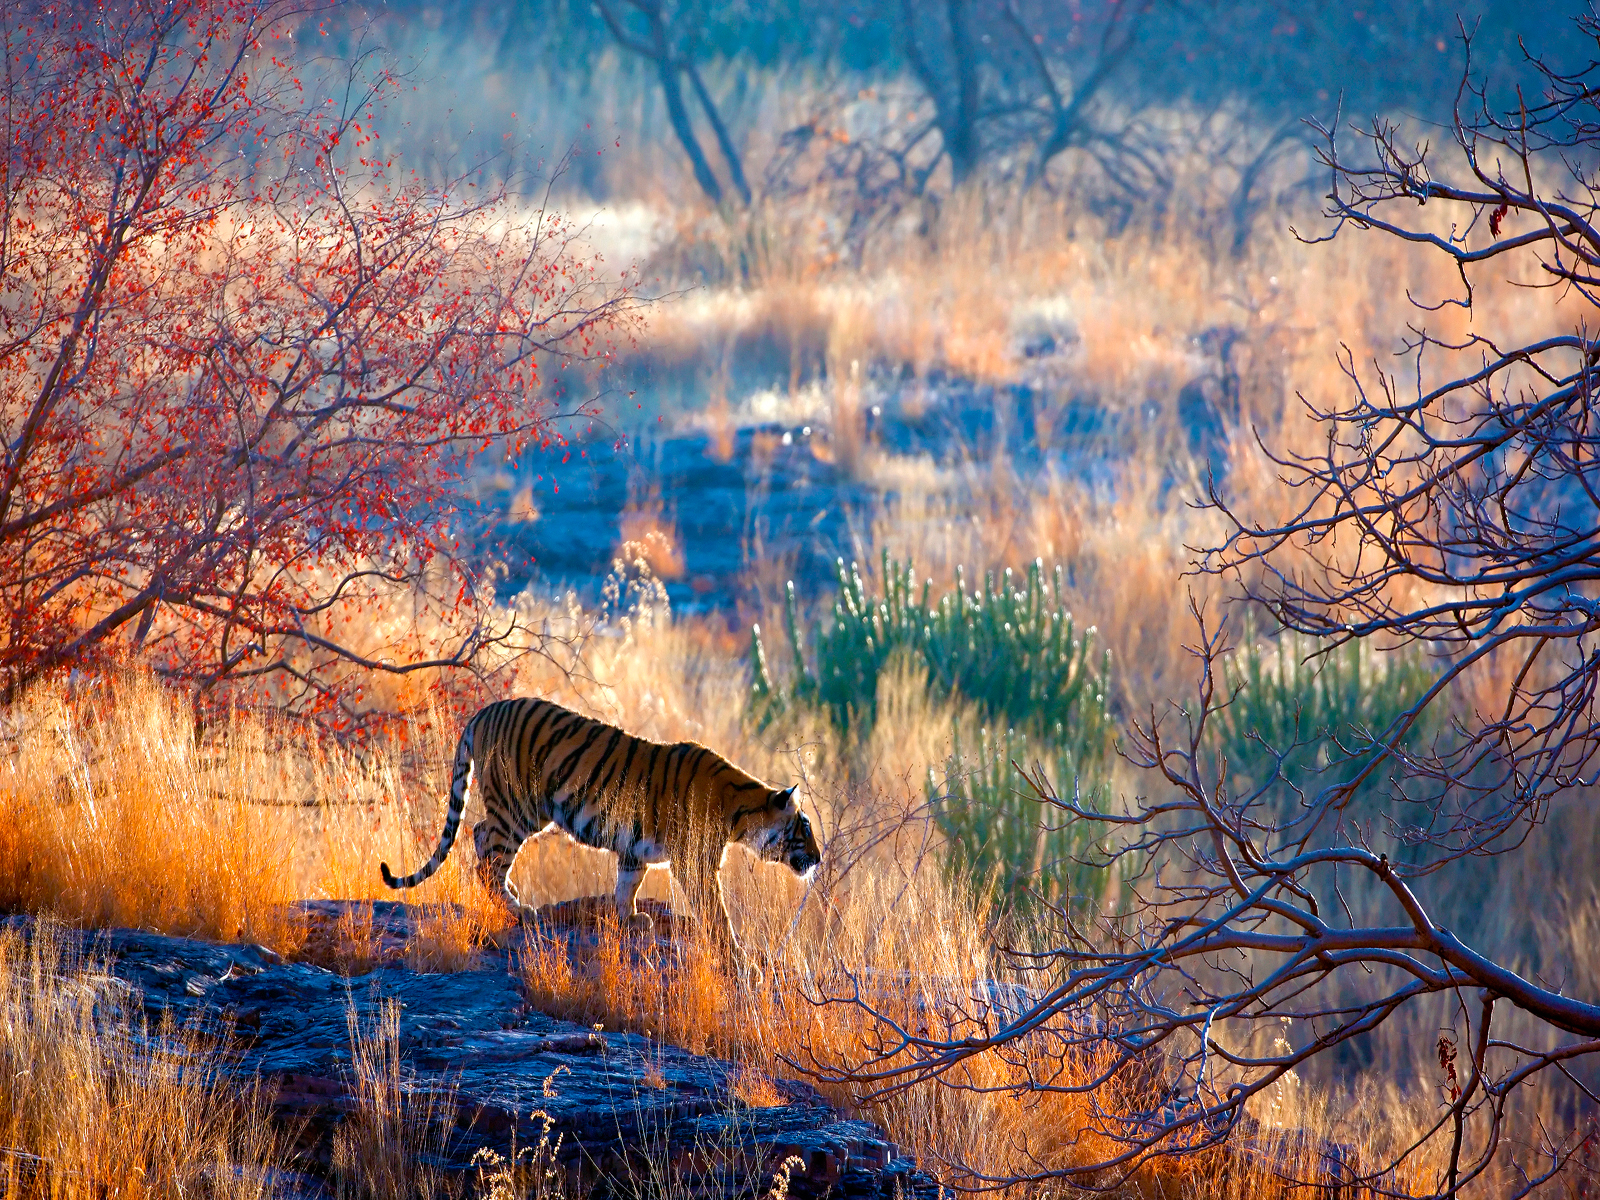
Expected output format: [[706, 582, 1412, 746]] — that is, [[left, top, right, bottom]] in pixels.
[[5, 904, 939, 1200]]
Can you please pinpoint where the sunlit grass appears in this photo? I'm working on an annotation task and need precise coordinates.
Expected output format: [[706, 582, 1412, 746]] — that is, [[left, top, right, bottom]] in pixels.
[[0, 921, 284, 1200], [5, 611, 1591, 1194]]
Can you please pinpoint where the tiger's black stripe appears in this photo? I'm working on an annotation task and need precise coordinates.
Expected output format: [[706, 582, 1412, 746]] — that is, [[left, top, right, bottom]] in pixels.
[[379, 697, 822, 962]]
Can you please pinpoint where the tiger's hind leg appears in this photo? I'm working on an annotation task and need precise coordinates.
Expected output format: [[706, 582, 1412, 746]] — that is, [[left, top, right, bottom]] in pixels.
[[615, 854, 653, 934], [472, 822, 530, 915]]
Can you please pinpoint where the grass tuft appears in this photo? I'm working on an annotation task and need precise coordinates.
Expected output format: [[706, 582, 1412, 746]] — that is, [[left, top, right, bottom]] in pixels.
[[333, 996, 459, 1200], [0, 921, 284, 1200], [0, 675, 302, 950], [752, 551, 1111, 745]]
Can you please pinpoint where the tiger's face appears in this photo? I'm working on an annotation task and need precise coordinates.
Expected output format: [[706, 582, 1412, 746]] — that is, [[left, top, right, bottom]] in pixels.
[[747, 786, 822, 877]]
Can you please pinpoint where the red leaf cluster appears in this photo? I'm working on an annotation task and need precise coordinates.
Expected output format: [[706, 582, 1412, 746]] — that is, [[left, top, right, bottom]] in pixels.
[[0, 0, 635, 725]]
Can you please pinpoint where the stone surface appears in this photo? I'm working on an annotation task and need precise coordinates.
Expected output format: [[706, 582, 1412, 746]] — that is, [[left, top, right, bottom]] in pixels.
[[7, 903, 938, 1200], [494, 344, 1241, 617]]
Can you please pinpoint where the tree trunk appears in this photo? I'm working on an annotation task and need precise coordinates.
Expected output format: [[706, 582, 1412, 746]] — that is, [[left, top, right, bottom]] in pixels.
[[943, 0, 979, 184], [684, 59, 751, 205], [648, 15, 725, 205]]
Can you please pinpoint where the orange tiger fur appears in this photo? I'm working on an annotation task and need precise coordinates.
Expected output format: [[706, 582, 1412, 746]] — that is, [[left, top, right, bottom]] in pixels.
[[380, 697, 820, 959]]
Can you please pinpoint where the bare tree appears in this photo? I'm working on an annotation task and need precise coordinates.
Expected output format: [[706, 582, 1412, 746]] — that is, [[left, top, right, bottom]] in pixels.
[[797, 609, 1598, 1194], [900, 0, 982, 186], [1205, 17, 1600, 875], [594, 0, 752, 206], [790, 15, 1600, 1196], [1000, 0, 1152, 189], [1225, 115, 1310, 256], [852, 0, 1158, 193]]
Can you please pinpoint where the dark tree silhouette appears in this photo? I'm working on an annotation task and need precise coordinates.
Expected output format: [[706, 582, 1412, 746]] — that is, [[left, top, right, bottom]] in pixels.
[[896, 0, 1155, 190], [594, 0, 752, 206]]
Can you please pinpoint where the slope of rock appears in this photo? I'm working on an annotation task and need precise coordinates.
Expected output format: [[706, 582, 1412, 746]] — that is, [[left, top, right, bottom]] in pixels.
[[8, 903, 936, 1200]]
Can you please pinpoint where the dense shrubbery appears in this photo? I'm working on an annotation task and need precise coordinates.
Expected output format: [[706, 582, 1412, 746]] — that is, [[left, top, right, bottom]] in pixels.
[[750, 552, 1109, 738], [1211, 631, 1439, 835], [750, 561, 1442, 908], [927, 724, 1115, 916], [751, 553, 1115, 909]]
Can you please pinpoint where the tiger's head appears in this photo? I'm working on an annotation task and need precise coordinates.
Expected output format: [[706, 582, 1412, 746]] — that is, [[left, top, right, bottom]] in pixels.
[[739, 785, 821, 877]]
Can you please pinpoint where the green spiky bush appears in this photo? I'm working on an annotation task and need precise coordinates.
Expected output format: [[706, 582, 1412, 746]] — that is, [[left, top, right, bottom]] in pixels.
[[926, 724, 1116, 916], [750, 552, 1116, 912], [750, 551, 1111, 741], [1211, 630, 1439, 840]]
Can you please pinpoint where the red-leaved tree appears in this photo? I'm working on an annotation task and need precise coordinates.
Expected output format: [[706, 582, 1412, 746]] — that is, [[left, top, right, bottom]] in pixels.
[[0, 0, 635, 725]]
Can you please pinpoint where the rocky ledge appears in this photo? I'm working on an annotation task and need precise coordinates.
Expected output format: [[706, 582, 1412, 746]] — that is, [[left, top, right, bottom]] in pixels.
[[12, 901, 938, 1200]]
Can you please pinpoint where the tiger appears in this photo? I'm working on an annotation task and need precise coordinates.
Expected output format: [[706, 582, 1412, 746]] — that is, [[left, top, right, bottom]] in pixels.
[[379, 696, 821, 963]]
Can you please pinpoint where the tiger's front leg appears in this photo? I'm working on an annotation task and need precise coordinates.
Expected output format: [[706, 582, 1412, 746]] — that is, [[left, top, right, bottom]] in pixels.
[[615, 854, 654, 934], [704, 848, 763, 984]]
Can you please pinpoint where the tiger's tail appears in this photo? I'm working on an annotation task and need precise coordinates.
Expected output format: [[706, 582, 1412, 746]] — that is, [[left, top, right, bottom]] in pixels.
[[381, 721, 475, 890]]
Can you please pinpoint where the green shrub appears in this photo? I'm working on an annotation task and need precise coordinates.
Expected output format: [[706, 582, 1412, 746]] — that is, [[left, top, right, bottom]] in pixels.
[[749, 551, 1111, 742], [750, 552, 1117, 913], [927, 724, 1116, 916], [1212, 631, 1439, 831]]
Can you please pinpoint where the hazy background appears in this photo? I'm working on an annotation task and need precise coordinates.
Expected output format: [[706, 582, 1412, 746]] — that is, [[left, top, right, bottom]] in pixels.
[[295, 0, 1589, 613]]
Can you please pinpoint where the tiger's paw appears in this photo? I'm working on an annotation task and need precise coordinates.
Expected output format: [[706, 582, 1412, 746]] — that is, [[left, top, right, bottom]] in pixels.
[[623, 912, 655, 935]]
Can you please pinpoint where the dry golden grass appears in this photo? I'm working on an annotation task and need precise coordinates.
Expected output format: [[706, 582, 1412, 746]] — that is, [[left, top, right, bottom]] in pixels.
[[512, 848, 1446, 1198], [517, 859, 1120, 1186], [332, 996, 459, 1200], [635, 176, 1576, 421], [0, 673, 519, 970], [0, 677, 303, 951], [0, 921, 284, 1200], [618, 493, 688, 581], [0, 619, 1571, 1197]]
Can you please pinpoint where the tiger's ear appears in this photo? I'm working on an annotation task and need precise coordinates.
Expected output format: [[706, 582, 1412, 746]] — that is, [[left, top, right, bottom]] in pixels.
[[773, 785, 797, 808]]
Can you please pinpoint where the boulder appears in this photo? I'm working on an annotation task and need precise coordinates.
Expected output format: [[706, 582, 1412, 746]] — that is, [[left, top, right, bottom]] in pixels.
[[7, 903, 938, 1200]]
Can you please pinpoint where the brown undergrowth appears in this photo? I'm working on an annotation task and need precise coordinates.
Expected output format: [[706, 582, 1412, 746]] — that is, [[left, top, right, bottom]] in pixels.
[[0, 672, 515, 972], [511, 873, 1418, 1198]]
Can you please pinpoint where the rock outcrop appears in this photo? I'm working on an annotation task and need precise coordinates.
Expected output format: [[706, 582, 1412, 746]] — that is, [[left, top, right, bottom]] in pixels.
[[10, 901, 936, 1200]]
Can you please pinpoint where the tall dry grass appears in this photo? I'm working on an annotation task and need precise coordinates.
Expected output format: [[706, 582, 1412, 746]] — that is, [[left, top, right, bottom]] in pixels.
[[517, 822, 1132, 1188], [5, 606, 1588, 1195], [634, 177, 1585, 412], [0, 672, 518, 966], [0, 921, 284, 1200], [332, 997, 461, 1200], [0, 677, 302, 950], [511, 778, 1477, 1199]]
